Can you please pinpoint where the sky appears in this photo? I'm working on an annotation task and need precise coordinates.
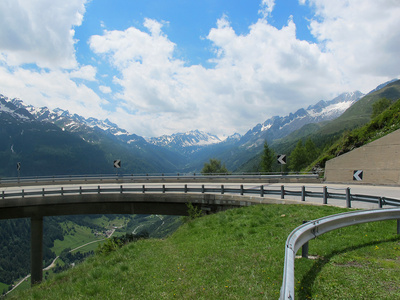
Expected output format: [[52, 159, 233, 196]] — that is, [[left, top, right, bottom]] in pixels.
[[0, 0, 399, 138]]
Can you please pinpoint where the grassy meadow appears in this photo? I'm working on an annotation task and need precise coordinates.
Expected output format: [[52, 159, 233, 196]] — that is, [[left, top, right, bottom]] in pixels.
[[8, 204, 400, 299]]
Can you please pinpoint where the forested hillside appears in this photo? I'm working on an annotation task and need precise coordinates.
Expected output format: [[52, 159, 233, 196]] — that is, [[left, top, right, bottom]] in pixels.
[[0, 218, 63, 286], [0, 214, 181, 293]]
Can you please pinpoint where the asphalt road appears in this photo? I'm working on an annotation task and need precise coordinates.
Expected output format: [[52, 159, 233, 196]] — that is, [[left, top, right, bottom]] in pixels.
[[1, 182, 400, 210]]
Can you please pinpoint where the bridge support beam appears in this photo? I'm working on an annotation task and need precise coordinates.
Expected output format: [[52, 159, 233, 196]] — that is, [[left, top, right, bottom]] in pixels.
[[31, 216, 43, 286]]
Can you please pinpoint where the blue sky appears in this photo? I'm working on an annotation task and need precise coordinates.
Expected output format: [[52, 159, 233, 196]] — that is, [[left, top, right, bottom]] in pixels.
[[0, 0, 399, 138]]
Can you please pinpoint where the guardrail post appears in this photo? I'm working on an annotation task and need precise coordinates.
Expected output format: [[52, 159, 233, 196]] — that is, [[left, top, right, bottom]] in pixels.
[[323, 186, 328, 205], [79, 186, 82, 195], [301, 186, 306, 202], [120, 185, 123, 194], [2, 191, 4, 200], [240, 185, 244, 195], [202, 185, 205, 193], [184, 184, 188, 193], [302, 221, 309, 258], [61, 187, 64, 196], [281, 185, 285, 199], [162, 185, 166, 193], [346, 188, 351, 208], [378, 197, 383, 208], [22, 189, 24, 198], [97, 186, 100, 194], [260, 185, 264, 197], [397, 220, 400, 235], [221, 185, 224, 194], [142, 185, 145, 193]]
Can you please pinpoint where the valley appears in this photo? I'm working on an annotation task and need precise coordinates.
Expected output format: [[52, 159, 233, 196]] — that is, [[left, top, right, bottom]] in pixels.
[[1, 78, 400, 295]]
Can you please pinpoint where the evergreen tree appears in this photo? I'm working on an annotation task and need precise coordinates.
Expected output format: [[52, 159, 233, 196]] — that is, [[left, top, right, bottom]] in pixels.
[[289, 138, 319, 171], [304, 138, 318, 165], [371, 98, 392, 119], [201, 158, 228, 174], [289, 140, 307, 171], [260, 141, 275, 172]]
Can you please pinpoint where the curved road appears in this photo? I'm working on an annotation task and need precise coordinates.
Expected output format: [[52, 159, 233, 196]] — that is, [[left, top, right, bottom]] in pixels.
[[2, 181, 400, 209]]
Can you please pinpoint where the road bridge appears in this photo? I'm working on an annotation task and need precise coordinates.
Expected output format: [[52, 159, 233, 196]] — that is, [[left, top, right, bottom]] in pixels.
[[1, 179, 282, 286], [1, 175, 399, 286]]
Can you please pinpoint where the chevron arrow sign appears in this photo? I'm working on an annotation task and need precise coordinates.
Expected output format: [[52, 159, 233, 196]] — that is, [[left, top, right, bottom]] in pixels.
[[114, 160, 121, 168], [277, 155, 286, 165], [353, 170, 363, 181]]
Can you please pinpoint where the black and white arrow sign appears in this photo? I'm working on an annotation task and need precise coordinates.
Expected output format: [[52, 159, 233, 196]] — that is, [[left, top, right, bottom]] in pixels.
[[16, 162, 21, 171], [353, 170, 363, 181], [277, 154, 286, 165], [113, 160, 121, 168]]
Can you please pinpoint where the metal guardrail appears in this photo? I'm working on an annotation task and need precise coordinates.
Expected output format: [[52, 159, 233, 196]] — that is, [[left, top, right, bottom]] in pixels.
[[1, 183, 400, 209], [0, 172, 318, 185], [280, 208, 400, 300]]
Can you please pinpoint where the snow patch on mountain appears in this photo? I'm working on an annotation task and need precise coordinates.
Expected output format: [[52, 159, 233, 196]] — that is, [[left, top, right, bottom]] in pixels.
[[147, 130, 221, 148]]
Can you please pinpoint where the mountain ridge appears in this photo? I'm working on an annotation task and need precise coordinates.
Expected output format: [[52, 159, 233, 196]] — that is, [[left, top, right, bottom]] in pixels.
[[1, 79, 397, 175]]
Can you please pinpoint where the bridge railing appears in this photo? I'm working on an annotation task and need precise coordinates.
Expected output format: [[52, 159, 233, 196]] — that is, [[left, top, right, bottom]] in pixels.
[[0, 172, 318, 185], [1, 184, 400, 209], [279, 208, 400, 300]]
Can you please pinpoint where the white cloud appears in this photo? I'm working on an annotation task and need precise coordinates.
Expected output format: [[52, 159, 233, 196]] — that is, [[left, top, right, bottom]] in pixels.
[[69, 65, 97, 81], [0, 0, 87, 69], [97, 1, 400, 137], [259, 0, 275, 18], [99, 85, 112, 94], [306, 0, 400, 90], [0, 66, 108, 119], [90, 17, 344, 137]]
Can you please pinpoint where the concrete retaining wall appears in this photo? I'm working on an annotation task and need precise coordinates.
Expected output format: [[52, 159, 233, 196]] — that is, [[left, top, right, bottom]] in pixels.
[[324, 129, 400, 185]]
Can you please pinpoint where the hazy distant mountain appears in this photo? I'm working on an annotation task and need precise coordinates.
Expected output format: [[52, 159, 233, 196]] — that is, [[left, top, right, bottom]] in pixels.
[[147, 130, 221, 148]]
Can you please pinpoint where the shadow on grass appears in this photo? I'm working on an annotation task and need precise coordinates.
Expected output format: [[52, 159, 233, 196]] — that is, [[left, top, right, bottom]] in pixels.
[[298, 236, 400, 299]]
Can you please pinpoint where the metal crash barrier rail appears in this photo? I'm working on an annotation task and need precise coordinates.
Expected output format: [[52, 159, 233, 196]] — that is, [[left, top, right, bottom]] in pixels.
[[279, 208, 400, 300], [0, 172, 318, 185], [1, 184, 400, 208]]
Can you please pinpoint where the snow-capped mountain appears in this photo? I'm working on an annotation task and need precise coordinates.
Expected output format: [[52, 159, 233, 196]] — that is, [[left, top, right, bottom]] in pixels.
[[0, 95, 34, 121], [1, 89, 364, 165], [147, 130, 222, 148], [238, 91, 364, 149], [26, 105, 129, 136]]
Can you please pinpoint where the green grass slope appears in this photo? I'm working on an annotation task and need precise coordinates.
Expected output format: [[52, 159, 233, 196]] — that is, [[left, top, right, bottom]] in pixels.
[[10, 204, 400, 299]]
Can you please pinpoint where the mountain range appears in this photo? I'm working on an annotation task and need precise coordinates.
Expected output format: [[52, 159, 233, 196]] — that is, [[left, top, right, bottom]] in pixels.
[[1, 79, 399, 177]]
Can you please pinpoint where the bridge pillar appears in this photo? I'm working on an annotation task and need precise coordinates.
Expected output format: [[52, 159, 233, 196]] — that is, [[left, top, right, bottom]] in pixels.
[[31, 216, 43, 285]]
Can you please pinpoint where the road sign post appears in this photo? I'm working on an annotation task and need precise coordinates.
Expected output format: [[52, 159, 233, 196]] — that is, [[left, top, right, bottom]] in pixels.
[[114, 160, 121, 176], [277, 155, 286, 174], [17, 162, 21, 182]]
